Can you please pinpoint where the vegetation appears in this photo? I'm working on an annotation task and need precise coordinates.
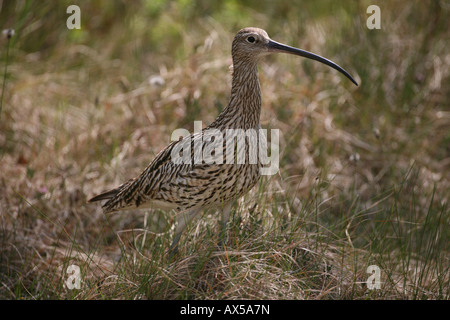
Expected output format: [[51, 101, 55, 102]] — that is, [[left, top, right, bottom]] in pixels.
[[0, 0, 448, 299]]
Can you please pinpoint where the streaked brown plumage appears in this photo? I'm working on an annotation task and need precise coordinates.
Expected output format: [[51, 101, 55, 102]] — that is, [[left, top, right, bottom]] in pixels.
[[89, 27, 357, 253]]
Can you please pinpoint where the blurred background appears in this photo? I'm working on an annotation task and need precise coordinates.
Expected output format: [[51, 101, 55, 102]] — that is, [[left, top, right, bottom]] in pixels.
[[0, 0, 448, 299]]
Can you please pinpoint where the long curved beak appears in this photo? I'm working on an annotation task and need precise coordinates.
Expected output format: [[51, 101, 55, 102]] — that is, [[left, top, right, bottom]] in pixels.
[[267, 39, 358, 86]]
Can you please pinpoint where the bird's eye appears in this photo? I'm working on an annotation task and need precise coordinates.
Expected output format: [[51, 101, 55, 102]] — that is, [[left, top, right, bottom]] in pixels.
[[247, 36, 256, 43]]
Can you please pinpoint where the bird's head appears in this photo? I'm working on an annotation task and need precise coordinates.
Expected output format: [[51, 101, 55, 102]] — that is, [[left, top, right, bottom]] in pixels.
[[232, 27, 358, 86]]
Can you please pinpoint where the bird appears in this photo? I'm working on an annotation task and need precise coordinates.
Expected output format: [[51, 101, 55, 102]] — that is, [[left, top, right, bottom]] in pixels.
[[88, 27, 357, 255]]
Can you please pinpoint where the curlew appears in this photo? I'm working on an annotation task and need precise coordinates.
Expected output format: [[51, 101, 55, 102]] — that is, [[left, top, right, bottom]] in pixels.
[[89, 27, 357, 254]]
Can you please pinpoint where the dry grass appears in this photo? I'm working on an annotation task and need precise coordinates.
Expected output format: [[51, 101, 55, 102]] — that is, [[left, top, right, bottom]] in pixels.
[[0, 1, 448, 299]]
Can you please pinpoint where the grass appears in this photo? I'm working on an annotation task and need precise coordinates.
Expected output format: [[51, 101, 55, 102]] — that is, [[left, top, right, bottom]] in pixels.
[[0, 1, 448, 300]]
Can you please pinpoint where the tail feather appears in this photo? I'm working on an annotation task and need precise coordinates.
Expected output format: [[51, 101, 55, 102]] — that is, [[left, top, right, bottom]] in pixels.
[[88, 178, 137, 213], [88, 188, 120, 203]]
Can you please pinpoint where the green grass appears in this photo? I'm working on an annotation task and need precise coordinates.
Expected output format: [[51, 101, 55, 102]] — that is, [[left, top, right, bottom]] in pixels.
[[0, 1, 448, 299]]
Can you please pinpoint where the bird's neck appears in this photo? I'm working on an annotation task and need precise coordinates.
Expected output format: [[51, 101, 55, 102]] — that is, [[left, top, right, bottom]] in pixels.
[[210, 60, 261, 130]]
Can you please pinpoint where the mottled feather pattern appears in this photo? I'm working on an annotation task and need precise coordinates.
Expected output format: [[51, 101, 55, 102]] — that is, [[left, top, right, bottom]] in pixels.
[[102, 127, 262, 214]]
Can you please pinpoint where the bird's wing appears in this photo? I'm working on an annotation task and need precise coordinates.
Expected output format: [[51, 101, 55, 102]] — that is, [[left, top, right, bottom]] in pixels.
[[94, 131, 223, 213]]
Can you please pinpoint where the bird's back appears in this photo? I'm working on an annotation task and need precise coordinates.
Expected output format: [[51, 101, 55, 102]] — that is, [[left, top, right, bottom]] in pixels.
[[91, 127, 262, 214]]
